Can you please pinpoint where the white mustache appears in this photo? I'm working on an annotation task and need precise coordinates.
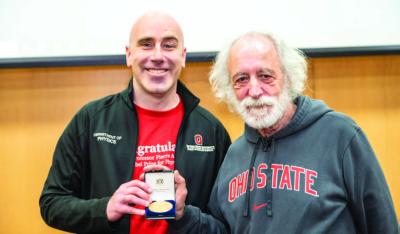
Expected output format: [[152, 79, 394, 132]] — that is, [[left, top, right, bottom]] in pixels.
[[240, 96, 277, 108]]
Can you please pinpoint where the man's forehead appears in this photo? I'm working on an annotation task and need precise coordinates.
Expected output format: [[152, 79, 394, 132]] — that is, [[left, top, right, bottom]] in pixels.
[[130, 12, 184, 44], [135, 34, 180, 43]]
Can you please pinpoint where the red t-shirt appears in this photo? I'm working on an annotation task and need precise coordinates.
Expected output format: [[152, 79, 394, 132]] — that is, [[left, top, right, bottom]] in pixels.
[[130, 99, 184, 234]]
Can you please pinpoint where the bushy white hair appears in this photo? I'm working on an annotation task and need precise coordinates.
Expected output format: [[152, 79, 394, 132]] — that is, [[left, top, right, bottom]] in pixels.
[[209, 32, 308, 110]]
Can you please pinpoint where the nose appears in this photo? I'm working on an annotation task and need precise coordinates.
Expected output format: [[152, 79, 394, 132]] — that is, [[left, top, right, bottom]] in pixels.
[[151, 45, 164, 62], [248, 76, 263, 98]]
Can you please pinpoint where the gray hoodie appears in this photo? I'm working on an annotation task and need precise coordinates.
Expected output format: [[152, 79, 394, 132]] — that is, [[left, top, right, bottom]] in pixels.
[[170, 95, 398, 234]]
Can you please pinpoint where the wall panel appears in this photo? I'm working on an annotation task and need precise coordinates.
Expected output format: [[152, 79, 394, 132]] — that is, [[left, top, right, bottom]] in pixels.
[[0, 55, 398, 233], [312, 55, 400, 221]]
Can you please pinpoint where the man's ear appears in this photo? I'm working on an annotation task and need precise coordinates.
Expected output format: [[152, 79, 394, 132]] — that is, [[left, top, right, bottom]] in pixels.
[[181, 48, 187, 68], [125, 46, 131, 67]]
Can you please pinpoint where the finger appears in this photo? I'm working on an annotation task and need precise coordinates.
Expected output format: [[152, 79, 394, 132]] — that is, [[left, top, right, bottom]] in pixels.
[[119, 204, 146, 216], [174, 170, 187, 220], [124, 180, 152, 193], [143, 164, 171, 172], [125, 187, 151, 201], [131, 207, 146, 216], [174, 170, 186, 185], [123, 194, 151, 207], [138, 173, 145, 181], [174, 170, 187, 202]]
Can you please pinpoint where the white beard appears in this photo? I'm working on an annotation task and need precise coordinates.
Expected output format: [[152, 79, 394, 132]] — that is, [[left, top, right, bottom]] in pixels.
[[233, 87, 292, 129]]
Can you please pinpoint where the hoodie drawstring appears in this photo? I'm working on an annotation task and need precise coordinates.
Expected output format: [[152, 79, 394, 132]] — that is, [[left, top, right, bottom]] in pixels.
[[265, 137, 274, 217], [243, 137, 274, 217], [243, 138, 261, 217]]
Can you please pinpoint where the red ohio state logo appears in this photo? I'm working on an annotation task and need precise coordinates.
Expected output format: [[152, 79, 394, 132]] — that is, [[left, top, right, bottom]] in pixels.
[[194, 134, 203, 145]]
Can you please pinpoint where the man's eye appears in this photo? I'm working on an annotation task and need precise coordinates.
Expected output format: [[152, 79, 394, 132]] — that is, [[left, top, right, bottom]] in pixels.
[[259, 74, 273, 81], [236, 77, 248, 83], [233, 76, 249, 87], [164, 43, 177, 49], [139, 41, 153, 49]]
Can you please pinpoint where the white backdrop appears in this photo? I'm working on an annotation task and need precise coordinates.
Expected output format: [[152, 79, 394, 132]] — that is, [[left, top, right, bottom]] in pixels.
[[1, 0, 399, 58]]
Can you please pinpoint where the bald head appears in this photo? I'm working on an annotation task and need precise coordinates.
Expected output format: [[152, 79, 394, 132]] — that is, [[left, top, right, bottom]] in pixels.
[[128, 11, 184, 48]]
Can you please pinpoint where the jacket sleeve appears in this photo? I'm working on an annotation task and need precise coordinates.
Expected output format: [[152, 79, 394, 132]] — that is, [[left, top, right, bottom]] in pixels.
[[39, 108, 114, 233], [343, 128, 399, 233], [169, 176, 230, 234]]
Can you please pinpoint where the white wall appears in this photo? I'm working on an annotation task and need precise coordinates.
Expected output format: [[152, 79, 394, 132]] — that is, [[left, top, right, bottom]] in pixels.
[[1, 0, 399, 58]]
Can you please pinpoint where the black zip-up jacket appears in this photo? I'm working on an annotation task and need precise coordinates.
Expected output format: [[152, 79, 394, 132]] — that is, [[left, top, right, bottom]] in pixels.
[[39, 80, 231, 234]]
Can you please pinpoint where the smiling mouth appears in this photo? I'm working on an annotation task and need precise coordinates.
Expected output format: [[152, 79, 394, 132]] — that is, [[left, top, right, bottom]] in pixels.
[[145, 68, 168, 75], [247, 104, 269, 110]]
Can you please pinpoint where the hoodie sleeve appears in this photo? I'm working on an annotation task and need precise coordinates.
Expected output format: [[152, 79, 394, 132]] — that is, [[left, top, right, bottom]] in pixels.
[[343, 128, 398, 233], [169, 174, 230, 234], [39, 108, 114, 233]]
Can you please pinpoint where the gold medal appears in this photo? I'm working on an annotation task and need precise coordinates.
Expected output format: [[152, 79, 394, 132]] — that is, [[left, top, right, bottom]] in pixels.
[[148, 201, 173, 213]]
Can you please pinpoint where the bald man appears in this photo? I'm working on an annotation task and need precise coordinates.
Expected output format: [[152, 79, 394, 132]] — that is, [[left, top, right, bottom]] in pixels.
[[40, 11, 231, 234]]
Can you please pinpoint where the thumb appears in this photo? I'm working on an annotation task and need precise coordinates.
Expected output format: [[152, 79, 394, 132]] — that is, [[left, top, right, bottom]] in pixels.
[[174, 170, 187, 220]]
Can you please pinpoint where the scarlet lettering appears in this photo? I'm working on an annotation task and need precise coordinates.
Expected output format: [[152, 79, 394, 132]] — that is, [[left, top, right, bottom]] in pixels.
[[229, 177, 237, 202], [270, 164, 283, 188], [236, 171, 246, 197], [250, 169, 255, 191], [257, 163, 267, 188], [279, 165, 292, 190], [227, 163, 318, 202], [291, 166, 305, 191], [305, 169, 318, 197]]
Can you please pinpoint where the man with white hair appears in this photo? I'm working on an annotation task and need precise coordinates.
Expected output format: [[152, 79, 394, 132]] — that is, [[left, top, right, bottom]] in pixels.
[[170, 32, 399, 233]]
